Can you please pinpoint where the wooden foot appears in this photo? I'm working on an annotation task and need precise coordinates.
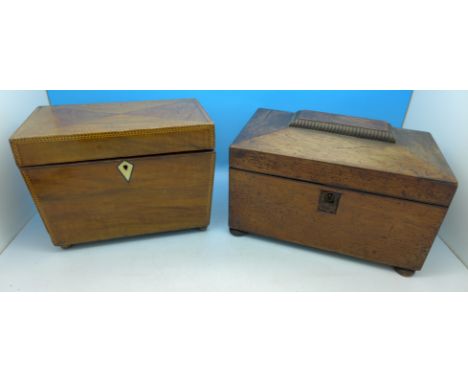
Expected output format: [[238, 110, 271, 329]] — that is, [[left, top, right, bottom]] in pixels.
[[198, 227, 208, 231], [60, 244, 72, 249], [230, 228, 247, 237], [394, 267, 415, 277]]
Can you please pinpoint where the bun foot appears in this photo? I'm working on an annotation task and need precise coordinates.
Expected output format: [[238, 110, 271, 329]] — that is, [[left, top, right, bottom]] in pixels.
[[394, 267, 415, 277], [230, 228, 247, 237], [60, 244, 73, 249], [198, 227, 208, 231]]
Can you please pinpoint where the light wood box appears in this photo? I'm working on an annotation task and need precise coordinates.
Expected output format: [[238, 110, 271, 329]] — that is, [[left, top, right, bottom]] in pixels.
[[10, 99, 215, 248]]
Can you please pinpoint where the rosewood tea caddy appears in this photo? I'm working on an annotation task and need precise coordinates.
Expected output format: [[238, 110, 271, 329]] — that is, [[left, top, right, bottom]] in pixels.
[[229, 108, 457, 276], [10, 99, 215, 248]]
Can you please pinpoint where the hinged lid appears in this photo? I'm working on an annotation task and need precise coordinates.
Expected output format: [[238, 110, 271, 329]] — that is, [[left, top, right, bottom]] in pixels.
[[230, 108, 457, 207], [10, 99, 214, 167]]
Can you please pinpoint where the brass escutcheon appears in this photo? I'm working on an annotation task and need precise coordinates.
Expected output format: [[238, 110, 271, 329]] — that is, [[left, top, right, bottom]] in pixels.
[[318, 190, 341, 214]]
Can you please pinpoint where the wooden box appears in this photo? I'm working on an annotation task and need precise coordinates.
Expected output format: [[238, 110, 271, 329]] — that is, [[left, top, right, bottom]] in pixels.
[[229, 108, 457, 276], [10, 99, 215, 248]]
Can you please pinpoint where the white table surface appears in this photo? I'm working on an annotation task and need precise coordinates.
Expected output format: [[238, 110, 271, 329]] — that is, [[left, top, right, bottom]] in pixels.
[[0, 168, 467, 292]]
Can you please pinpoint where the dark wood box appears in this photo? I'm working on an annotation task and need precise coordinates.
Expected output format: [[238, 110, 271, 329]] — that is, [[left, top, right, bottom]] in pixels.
[[229, 108, 457, 276], [10, 99, 215, 248]]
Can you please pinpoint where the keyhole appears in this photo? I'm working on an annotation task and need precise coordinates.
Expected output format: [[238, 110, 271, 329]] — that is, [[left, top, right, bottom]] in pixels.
[[318, 190, 341, 214], [118, 161, 133, 182]]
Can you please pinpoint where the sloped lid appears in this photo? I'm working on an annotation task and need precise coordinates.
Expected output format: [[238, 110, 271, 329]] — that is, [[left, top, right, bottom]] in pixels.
[[10, 99, 214, 166], [230, 108, 457, 206]]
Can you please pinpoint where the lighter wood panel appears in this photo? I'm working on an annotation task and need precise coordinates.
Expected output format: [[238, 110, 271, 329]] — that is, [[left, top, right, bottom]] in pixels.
[[229, 169, 447, 270], [10, 99, 214, 166], [13, 127, 213, 167], [11, 99, 212, 139], [23, 151, 215, 246]]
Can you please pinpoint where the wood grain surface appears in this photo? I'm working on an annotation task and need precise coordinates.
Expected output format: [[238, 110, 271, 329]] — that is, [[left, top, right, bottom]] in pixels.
[[10, 99, 214, 167], [229, 108, 458, 272], [22, 151, 215, 247], [230, 108, 457, 206], [229, 169, 447, 270]]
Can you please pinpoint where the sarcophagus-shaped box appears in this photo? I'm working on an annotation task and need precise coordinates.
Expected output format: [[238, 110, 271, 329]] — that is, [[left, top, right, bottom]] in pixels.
[[229, 108, 457, 276]]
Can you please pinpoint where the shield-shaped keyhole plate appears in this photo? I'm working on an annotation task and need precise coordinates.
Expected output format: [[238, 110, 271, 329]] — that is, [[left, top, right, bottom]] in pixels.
[[118, 160, 134, 182]]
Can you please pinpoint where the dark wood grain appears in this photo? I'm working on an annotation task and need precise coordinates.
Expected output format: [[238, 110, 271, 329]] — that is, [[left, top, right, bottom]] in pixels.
[[230, 109, 457, 206], [229, 108, 458, 273], [229, 169, 446, 271]]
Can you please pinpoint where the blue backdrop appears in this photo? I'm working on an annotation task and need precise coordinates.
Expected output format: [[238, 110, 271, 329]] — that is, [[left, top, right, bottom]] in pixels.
[[48, 91, 412, 166]]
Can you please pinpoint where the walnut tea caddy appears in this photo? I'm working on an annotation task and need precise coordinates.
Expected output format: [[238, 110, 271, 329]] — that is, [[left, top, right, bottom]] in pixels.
[[229, 108, 457, 276], [10, 99, 215, 248]]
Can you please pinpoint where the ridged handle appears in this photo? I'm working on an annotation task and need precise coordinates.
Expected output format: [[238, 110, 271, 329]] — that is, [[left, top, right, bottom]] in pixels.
[[289, 110, 396, 143]]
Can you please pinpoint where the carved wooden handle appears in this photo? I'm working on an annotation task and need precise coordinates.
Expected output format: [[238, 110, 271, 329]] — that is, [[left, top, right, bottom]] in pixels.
[[289, 110, 395, 143]]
